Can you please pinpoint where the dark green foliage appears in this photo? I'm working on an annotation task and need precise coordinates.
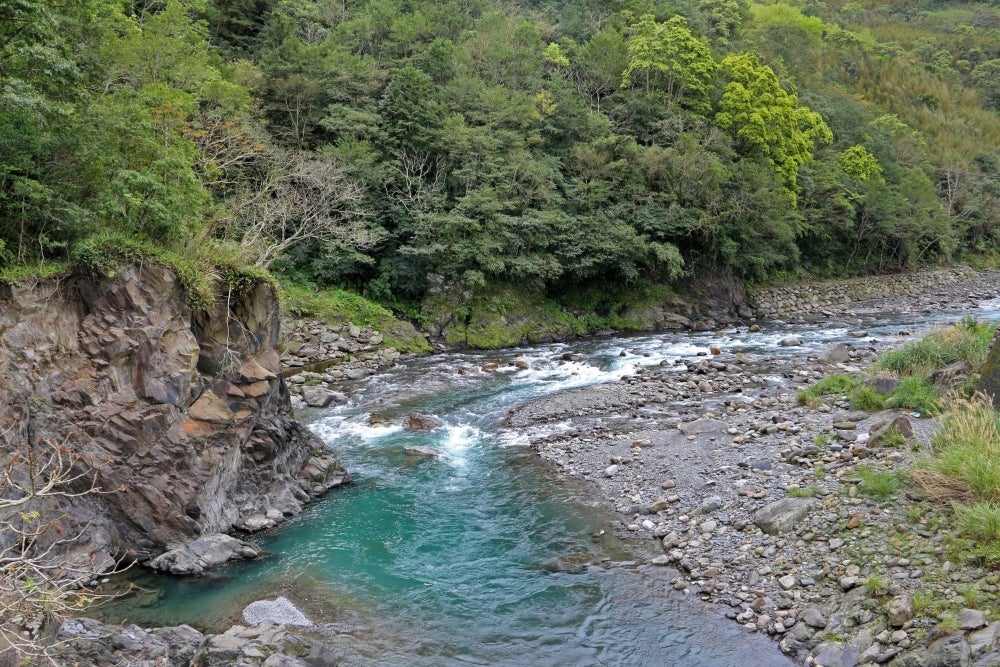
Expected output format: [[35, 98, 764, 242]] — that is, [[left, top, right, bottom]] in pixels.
[[3, 0, 1000, 321]]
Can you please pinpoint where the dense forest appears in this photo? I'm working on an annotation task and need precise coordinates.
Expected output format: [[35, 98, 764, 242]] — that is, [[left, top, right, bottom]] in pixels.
[[3, 0, 1000, 326]]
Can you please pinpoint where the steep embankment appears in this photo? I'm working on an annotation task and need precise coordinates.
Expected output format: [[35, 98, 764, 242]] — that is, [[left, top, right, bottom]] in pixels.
[[0, 265, 347, 571]]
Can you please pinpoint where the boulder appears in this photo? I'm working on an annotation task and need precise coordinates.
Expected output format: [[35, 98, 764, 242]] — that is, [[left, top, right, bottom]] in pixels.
[[404, 446, 444, 458], [960, 608, 989, 631], [929, 360, 973, 388], [754, 498, 816, 536], [801, 606, 828, 629], [301, 385, 335, 408], [870, 415, 915, 444], [242, 597, 313, 627], [812, 641, 861, 667], [925, 634, 971, 667], [820, 343, 851, 364], [863, 375, 899, 395], [148, 534, 261, 575], [779, 336, 803, 347], [404, 412, 441, 431], [886, 594, 914, 627]]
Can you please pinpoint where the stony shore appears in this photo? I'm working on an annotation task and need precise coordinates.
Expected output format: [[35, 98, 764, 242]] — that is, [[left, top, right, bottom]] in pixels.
[[508, 270, 1000, 667]]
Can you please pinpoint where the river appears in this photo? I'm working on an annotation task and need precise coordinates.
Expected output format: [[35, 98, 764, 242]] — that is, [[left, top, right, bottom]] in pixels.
[[98, 298, 1000, 666]]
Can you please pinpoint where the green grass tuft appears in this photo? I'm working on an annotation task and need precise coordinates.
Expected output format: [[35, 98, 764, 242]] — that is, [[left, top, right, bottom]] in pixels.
[[850, 385, 888, 412], [883, 376, 941, 415], [797, 374, 860, 406], [876, 317, 995, 376], [857, 464, 902, 498]]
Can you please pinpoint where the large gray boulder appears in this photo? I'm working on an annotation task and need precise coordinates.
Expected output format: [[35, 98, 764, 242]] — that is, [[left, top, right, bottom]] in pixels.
[[754, 498, 816, 536], [148, 534, 261, 575]]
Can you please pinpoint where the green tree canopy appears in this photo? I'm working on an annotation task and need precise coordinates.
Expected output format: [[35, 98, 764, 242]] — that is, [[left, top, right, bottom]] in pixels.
[[715, 51, 832, 193], [621, 15, 717, 115]]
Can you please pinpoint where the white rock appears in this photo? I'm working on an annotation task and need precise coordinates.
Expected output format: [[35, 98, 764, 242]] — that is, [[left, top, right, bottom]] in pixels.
[[242, 597, 312, 627]]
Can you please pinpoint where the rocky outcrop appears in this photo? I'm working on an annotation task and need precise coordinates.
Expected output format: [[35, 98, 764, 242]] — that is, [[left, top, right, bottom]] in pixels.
[[148, 534, 261, 575], [0, 265, 348, 572], [56, 616, 335, 667], [750, 267, 981, 318]]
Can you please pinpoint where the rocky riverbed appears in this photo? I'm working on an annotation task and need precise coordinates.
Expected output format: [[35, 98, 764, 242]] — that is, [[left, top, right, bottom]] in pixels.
[[507, 272, 1000, 667], [42, 267, 1000, 667]]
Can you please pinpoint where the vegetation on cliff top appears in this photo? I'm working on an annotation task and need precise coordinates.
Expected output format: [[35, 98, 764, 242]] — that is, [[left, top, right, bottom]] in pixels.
[[2, 0, 1000, 331]]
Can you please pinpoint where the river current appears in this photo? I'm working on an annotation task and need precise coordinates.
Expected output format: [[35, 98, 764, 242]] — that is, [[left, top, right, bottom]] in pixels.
[[100, 298, 1000, 666]]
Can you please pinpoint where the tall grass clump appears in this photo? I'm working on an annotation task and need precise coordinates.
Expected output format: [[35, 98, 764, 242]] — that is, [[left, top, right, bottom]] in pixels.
[[850, 385, 888, 412], [856, 464, 902, 498], [920, 396, 1000, 500], [797, 374, 859, 406], [884, 376, 942, 415], [876, 318, 996, 376], [916, 395, 1000, 565]]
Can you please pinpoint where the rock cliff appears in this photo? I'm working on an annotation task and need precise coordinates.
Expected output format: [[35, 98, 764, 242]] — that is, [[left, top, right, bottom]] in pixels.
[[0, 265, 347, 571]]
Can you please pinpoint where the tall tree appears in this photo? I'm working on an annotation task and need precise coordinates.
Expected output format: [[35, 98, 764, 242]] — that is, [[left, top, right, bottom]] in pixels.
[[620, 15, 717, 115], [715, 51, 832, 193]]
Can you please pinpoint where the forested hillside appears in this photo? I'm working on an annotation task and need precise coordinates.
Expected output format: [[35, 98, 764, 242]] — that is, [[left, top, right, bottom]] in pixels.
[[3, 0, 1000, 325]]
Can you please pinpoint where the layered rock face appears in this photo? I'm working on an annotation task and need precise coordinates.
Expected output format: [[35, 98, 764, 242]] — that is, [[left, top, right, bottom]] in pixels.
[[0, 265, 347, 569]]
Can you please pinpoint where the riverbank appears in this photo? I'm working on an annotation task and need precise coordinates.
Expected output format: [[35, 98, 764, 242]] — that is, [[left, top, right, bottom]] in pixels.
[[507, 274, 1000, 666]]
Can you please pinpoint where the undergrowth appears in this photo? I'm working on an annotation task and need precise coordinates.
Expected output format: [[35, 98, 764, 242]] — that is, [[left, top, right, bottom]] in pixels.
[[280, 280, 430, 353], [71, 233, 269, 310]]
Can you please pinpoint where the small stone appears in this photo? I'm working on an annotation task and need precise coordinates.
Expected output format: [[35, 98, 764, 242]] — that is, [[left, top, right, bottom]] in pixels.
[[778, 575, 796, 590], [886, 594, 914, 627], [604, 465, 619, 478], [801, 606, 828, 629]]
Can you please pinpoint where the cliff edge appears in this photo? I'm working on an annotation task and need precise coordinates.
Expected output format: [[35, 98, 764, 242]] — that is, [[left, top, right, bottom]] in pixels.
[[0, 265, 348, 571]]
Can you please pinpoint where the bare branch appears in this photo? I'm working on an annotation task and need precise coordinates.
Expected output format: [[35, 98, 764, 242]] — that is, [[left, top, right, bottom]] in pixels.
[[0, 403, 129, 664], [222, 149, 378, 267]]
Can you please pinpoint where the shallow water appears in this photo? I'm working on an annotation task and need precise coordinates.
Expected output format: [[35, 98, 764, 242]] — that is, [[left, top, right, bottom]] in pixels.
[[99, 300, 1000, 665]]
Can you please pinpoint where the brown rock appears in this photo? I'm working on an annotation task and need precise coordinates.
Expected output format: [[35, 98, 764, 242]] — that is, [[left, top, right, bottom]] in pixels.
[[241, 380, 271, 398], [188, 390, 235, 424], [238, 358, 276, 382], [0, 265, 349, 572], [404, 412, 440, 431]]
